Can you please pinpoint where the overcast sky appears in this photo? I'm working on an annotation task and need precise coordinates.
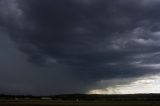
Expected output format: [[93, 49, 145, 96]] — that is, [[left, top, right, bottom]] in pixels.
[[0, 0, 160, 95]]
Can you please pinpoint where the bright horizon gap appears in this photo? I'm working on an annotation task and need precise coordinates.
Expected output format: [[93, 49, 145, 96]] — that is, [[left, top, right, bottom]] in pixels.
[[88, 74, 160, 94]]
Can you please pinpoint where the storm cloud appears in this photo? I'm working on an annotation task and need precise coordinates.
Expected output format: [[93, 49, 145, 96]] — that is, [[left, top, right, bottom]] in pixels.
[[0, 0, 160, 95]]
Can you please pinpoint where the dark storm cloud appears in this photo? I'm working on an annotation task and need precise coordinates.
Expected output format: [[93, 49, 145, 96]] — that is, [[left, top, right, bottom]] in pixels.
[[1, 0, 160, 94]]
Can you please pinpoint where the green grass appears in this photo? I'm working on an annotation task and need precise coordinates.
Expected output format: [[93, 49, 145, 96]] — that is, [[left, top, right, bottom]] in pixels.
[[0, 100, 159, 106]]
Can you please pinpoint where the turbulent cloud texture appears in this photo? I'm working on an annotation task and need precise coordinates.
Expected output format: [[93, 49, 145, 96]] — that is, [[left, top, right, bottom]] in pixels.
[[0, 0, 160, 95]]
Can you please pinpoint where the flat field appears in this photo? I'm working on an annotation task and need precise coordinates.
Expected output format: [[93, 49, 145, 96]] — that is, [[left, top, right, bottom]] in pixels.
[[0, 100, 159, 106]]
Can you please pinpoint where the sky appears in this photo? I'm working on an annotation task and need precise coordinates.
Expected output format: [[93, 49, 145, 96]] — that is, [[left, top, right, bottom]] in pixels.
[[0, 0, 160, 95]]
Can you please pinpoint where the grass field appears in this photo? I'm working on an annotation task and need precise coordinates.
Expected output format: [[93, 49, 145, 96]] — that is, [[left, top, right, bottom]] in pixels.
[[0, 100, 159, 106]]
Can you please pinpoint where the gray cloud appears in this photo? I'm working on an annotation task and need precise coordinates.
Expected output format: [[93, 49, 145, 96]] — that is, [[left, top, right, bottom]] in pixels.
[[0, 0, 160, 95]]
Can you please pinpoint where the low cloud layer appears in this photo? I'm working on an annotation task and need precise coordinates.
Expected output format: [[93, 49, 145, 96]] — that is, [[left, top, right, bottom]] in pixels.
[[0, 0, 160, 95]]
